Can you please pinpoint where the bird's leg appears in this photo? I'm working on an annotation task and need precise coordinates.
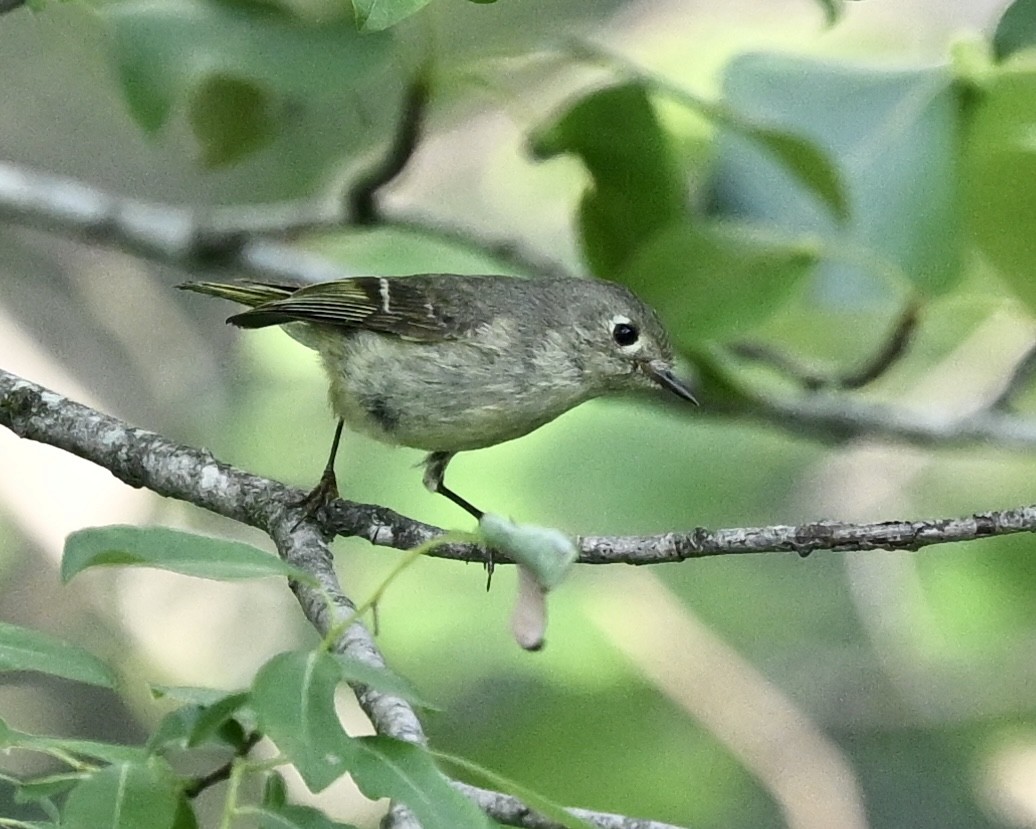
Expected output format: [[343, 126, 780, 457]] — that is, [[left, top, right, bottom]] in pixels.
[[296, 419, 345, 521], [422, 451, 483, 519], [422, 451, 494, 585]]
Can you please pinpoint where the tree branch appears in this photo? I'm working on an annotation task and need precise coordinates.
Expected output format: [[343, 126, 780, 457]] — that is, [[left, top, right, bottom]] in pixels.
[[0, 367, 686, 829]]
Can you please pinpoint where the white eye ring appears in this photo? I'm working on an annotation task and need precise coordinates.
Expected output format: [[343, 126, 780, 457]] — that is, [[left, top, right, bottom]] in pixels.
[[609, 315, 643, 352]]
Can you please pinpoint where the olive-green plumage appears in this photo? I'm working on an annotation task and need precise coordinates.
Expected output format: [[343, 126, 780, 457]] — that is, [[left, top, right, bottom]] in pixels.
[[180, 274, 694, 517]]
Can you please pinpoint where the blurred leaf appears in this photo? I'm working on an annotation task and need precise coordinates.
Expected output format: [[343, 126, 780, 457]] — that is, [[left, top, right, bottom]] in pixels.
[[63, 525, 312, 583], [147, 692, 251, 752], [331, 654, 435, 708], [171, 797, 200, 829], [434, 750, 594, 829], [814, 0, 841, 25], [0, 718, 147, 765], [0, 621, 115, 688], [619, 221, 819, 345], [187, 74, 276, 166], [530, 82, 685, 277], [150, 684, 245, 705], [963, 67, 1036, 310], [350, 735, 494, 829], [61, 760, 181, 829], [741, 125, 848, 222], [103, 0, 391, 160], [352, 0, 431, 32], [994, 0, 1036, 60], [566, 44, 849, 225], [718, 54, 962, 299], [13, 772, 84, 803], [252, 650, 356, 792], [256, 801, 359, 829]]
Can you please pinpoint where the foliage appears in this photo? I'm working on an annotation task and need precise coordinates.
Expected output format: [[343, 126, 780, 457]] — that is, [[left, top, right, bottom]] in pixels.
[[5, 0, 1036, 827]]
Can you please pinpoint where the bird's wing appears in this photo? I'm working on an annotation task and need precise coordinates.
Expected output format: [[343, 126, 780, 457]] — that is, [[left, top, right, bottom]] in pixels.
[[226, 276, 470, 341]]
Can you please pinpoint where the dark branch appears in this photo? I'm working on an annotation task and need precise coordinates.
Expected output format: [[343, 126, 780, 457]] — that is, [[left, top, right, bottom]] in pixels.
[[348, 72, 430, 225], [992, 339, 1036, 411], [730, 300, 919, 392], [184, 732, 263, 798], [0, 0, 26, 14]]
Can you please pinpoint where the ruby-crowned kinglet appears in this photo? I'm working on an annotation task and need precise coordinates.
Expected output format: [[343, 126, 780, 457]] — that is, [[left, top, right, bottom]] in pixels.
[[179, 274, 696, 518]]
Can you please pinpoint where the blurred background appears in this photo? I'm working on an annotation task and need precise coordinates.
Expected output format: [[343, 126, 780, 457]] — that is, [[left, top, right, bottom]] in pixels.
[[3, 0, 1036, 827]]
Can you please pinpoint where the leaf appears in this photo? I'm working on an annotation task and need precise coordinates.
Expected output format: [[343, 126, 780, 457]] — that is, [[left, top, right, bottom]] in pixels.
[[352, 0, 432, 32], [717, 53, 962, 298], [103, 0, 392, 162], [256, 801, 360, 829], [13, 772, 84, 803], [147, 693, 251, 753], [330, 655, 434, 709], [0, 718, 147, 765], [60, 759, 181, 829], [351, 736, 494, 829], [252, 650, 357, 792], [963, 67, 1036, 311], [0, 621, 115, 688], [63, 525, 312, 583], [739, 125, 848, 223], [187, 74, 276, 167], [994, 0, 1036, 60], [434, 750, 595, 829], [530, 82, 685, 277], [620, 221, 818, 346]]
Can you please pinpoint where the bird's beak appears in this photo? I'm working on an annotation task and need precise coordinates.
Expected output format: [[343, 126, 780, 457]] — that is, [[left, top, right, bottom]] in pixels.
[[642, 361, 699, 405]]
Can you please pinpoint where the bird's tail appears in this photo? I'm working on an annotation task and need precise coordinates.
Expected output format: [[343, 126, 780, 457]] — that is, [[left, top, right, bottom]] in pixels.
[[177, 280, 297, 309]]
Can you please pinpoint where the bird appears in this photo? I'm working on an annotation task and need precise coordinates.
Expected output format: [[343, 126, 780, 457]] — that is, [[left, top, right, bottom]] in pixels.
[[179, 274, 697, 520]]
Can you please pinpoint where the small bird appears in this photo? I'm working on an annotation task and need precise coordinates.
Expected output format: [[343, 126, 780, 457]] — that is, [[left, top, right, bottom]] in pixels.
[[180, 274, 696, 519]]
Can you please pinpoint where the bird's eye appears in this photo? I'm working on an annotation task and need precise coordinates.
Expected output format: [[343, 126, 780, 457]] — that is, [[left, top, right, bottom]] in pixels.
[[612, 321, 640, 347]]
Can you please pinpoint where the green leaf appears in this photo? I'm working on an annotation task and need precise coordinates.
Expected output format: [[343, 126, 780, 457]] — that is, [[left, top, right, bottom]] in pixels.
[[963, 67, 1036, 311], [530, 82, 685, 277], [435, 750, 595, 829], [147, 693, 251, 753], [994, 0, 1036, 60], [252, 651, 357, 792], [63, 525, 312, 583], [0, 718, 147, 765], [331, 655, 434, 709], [620, 221, 818, 345], [60, 759, 181, 829], [150, 684, 245, 706], [718, 54, 963, 298], [351, 736, 494, 829], [171, 796, 200, 829], [740, 125, 848, 223], [352, 0, 432, 32], [13, 772, 84, 803], [0, 621, 115, 688], [256, 801, 360, 829], [187, 74, 276, 167], [103, 0, 392, 161]]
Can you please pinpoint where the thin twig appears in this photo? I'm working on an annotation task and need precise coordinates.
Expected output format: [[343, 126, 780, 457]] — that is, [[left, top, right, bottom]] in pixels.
[[184, 732, 263, 798], [992, 339, 1036, 411], [731, 301, 919, 392], [348, 72, 430, 225]]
